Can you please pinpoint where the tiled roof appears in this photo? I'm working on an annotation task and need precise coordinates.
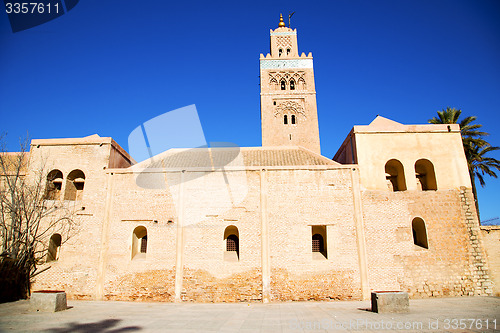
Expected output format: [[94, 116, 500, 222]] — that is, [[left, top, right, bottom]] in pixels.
[[135, 146, 339, 169]]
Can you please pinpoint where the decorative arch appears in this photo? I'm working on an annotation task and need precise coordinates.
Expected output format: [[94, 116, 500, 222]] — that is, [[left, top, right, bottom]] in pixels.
[[132, 226, 148, 259], [46, 233, 61, 262], [45, 169, 63, 200], [385, 159, 406, 191], [269, 78, 278, 90], [415, 159, 437, 191], [289, 79, 295, 90], [280, 79, 286, 90], [412, 217, 428, 249], [64, 169, 85, 201], [298, 77, 306, 90]]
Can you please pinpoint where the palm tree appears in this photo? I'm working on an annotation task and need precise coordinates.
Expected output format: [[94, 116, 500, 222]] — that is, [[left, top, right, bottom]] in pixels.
[[428, 107, 500, 221]]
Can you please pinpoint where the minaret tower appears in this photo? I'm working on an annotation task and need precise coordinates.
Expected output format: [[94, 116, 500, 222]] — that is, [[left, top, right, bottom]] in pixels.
[[259, 14, 321, 154]]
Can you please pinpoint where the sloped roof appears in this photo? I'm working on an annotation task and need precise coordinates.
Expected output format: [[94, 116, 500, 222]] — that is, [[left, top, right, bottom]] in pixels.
[[367, 116, 406, 131], [133, 146, 339, 170], [352, 115, 460, 133]]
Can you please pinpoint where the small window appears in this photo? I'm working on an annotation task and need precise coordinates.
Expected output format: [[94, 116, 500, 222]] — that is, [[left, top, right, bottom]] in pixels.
[[385, 159, 406, 191], [224, 225, 239, 261], [289, 80, 295, 90], [286, 48, 291, 55], [279, 48, 283, 57], [311, 226, 327, 259], [284, 115, 288, 125], [45, 170, 63, 200], [280, 80, 286, 90], [273, 101, 276, 105], [412, 217, 428, 249], [132, 226, 147, 259], [415, 159, 437, 191], [46, 234, 62, 262], [291, 115, 296, 124]]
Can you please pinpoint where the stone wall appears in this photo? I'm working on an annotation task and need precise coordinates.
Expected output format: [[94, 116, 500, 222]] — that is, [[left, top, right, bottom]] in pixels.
[[480, 225, 500, 296], [361, 187, 491, 298]]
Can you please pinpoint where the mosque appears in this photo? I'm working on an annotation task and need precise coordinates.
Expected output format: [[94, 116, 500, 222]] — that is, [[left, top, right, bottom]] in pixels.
[[28, 15, 493, 302]]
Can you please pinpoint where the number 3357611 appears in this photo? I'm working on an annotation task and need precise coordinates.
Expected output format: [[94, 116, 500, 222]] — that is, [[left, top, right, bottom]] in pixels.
[[5, 3, 60, 14]]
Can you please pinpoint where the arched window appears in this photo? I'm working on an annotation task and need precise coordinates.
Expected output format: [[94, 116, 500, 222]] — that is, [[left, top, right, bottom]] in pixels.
[[45, 170, 63, 200], [385, 159, 406, 191], [290, 79, 295, 90], [415, 159, 437, 191], [280, 80, 286, 90], [412, 217, 428, 249], [311, 225, 327, 259], [224, 225, 239, 261], [279, 48, 283, 57], [286, 48, 291, 55], [291, 115, 296, 124], [132, 226, 147, 259], [284, 115, 288, 125], [46, 234, 61, 262], [64, 169, 85, 201]]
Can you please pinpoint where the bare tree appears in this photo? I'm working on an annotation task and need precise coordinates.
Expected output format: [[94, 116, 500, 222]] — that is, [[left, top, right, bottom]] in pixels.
[[0, 135, 77, 302]]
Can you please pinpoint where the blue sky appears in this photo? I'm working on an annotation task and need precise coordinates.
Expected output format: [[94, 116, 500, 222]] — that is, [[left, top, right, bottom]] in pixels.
[[1, 0, 499, 222]]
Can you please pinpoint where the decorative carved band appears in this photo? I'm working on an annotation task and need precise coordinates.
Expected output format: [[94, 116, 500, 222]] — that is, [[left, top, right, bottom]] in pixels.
[[274, 100, 306, 118]]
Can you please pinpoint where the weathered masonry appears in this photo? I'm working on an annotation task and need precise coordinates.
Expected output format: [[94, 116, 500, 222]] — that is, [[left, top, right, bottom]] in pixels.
[[27, 15, 493, 302]]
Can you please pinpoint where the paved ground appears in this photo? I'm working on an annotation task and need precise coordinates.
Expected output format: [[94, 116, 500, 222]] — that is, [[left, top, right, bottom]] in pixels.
[[0, 297, 498, 332]]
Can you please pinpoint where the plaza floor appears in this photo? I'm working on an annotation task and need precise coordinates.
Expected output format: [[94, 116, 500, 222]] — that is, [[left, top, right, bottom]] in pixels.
[[0, 296, 498, 332]]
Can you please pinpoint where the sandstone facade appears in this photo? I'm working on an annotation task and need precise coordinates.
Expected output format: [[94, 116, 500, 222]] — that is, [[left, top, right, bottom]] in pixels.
[[22, 16, 494, 302]]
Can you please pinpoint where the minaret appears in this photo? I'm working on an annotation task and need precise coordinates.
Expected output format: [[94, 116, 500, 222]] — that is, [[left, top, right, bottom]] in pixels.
[[259, 14, 321, 154]]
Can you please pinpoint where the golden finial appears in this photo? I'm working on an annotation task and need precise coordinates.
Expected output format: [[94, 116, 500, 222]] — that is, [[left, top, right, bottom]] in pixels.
[[278, 13, 286, 27]]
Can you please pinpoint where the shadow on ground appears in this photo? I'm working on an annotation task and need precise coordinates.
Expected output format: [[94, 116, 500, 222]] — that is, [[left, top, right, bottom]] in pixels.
[[44, 318, 141, 332]]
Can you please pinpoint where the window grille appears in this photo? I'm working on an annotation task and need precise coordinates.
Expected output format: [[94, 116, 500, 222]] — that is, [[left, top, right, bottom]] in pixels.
[[312, 234, 324, 252], [226, 235, 238, 252], [140, 236, 147, 253]]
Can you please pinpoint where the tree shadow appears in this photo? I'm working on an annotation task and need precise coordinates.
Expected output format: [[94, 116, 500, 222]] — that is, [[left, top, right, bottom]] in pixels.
[[44, 318, 141, 332]]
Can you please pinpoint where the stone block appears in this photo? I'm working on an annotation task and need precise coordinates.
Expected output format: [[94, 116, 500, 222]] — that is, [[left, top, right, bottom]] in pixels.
[[371, 291, 409, 313], [30, 291, 67, 312]]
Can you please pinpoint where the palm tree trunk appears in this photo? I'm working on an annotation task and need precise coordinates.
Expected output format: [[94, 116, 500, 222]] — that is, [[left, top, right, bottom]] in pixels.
[[469, 170, 481, 223]]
